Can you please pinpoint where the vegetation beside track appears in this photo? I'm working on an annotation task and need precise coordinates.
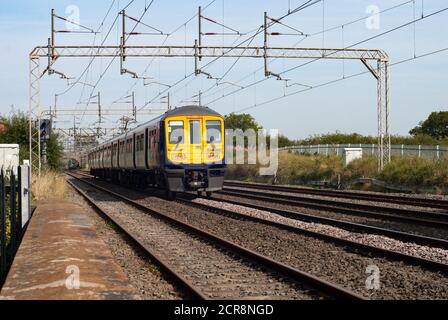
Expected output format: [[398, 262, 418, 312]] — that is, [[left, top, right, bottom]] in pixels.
[[0, 111, 64, 171], [225, 153, 448, 194], [31, 170, 68, 201]]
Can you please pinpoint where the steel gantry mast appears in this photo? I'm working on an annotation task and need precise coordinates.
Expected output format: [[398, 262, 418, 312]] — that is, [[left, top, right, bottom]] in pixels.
[[29, 8, 391, 175]]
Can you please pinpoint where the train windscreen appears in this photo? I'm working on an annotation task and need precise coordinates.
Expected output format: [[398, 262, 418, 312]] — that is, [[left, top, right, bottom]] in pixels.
[[168, 120, 184, 144]]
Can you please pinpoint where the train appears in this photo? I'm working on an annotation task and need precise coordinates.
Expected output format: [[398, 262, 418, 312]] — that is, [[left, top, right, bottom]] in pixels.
[[87, 105, 226, 198]]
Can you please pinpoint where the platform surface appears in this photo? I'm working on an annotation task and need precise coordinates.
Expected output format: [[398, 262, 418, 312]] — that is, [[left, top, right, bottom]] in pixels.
[[0, 200, 140, 300]]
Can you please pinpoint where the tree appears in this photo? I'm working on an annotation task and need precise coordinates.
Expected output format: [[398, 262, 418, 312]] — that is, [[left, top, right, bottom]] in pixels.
[[224, 113, 262, 132], [46, 133, 64, 170], [278, 135, 296, 148], [0, 111, 30, 161], [0, 111, 64, 171], [410, 111, 448, 140]]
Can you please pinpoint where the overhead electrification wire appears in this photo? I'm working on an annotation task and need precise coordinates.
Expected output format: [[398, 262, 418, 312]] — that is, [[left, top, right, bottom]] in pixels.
[[80, 0, 157, 122], [109, 0, 219, 109], [201, 0, 415, 102], [139, 0, 323, 111], [56, 0, 127, 97], [235, 46, 448, 113], [204, 4, 448, 106]]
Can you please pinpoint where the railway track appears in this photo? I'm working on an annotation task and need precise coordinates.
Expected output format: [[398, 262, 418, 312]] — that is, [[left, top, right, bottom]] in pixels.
[[177, 195, 448, 272], [69, 171, 448, 274], [184, 193, 448, 250], [67, 172, 364, 300], [224, 181, 448, 211], [220, 186, 448, 229]]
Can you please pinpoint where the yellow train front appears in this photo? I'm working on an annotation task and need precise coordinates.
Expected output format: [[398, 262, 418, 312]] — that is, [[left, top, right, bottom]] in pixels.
[[88, 105, 226, 198]]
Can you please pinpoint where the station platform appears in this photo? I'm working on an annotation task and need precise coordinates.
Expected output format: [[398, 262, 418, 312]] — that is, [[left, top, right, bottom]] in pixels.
[[0, 200, 140, 300]]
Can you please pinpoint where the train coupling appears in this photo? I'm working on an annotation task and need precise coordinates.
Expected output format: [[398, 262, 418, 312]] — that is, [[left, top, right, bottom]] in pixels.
[[185, 170, 207, 189]]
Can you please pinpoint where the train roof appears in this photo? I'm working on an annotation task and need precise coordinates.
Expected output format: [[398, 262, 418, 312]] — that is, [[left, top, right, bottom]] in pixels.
[[90, 105, 222, 151], [163, 105, 221, 117]]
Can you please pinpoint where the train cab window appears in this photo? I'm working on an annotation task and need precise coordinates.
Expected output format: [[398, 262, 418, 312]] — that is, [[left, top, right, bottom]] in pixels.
[[168, 121, 184, 144], [189, 120, 201, 145], [206, 120, 222, 144]]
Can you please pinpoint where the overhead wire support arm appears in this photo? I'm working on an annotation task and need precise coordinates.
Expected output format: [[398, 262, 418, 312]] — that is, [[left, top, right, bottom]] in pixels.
[[124, 13, 166, 35], [200, 15, 242, 35], [267, 15, 308, 36]]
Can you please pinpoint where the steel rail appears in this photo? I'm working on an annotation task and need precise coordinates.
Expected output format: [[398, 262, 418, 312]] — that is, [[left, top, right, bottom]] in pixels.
[[224, 181, 448, 212], [67, 179, 207, 300], [69, 171, 448, 273], [220, 187, 448, 229], [67, 172, 365, 300], [177, 197, 448, 273], [195, 194, 448, 249]]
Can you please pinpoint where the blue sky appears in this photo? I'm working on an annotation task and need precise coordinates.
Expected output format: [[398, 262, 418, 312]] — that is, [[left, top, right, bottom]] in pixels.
[[0, 0, 447, 140]]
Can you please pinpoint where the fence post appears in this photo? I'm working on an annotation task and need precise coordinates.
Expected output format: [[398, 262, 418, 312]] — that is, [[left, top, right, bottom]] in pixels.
[[19, 165, 30, 228], [317, 144, 320, 154], [418, 145, 422, 158], [336, 144, 339, 156], [326, 144, 329, 156], [437, 145, 440, 160], [10, 171, 17, 255], [0, 169, 6, 283], [401, 144, 404, 157]]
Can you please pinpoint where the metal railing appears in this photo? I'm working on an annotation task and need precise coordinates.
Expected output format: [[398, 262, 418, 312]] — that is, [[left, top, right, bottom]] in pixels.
[[0, 166, 31, 286], [280, 144, 448, 160]]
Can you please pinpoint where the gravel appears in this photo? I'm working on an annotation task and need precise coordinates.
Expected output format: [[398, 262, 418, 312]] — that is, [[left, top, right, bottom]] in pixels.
[[225, 186, 448, 215], [68, 178, 320, 300], [67, 187, 185, 300], [192, 198, 448, 265], [212, 192, 448, 240], [226, 180, 448, 201], [86, 178, 448, 299]]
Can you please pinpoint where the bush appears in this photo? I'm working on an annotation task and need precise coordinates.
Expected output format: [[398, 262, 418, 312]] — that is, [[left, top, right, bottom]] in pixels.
[[380, 157, 434, 188], [225, 152, 448, 193], [0, 111, 64, 171], [342, 157, 378, 181], [276, 153, 342, 185], [296, 132, 448, 146], [225, 153, 343, 185]]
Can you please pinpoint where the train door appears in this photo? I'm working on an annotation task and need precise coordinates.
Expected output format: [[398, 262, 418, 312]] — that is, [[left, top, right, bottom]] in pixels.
[[188, 119, 204, 164]]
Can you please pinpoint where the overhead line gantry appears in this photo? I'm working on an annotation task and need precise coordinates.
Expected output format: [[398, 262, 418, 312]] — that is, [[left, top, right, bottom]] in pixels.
[[29, 7, 390, 176]]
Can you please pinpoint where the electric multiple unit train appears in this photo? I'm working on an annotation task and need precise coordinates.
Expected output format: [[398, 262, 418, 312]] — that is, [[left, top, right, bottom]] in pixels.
[[87, 105, 226, 198]]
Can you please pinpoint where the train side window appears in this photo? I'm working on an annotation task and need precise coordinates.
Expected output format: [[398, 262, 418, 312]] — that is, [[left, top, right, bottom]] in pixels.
[[206, 120, 222, 144], [168, 121, 184, 144], [136, 134, 144, 151]]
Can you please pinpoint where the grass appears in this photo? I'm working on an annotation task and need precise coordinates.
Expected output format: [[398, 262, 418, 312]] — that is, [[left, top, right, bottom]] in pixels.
[[31, 170, 68, 201], [225, 152, 448, 194]]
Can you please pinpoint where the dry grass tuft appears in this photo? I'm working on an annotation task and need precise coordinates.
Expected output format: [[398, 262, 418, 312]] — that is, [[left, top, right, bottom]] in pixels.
[[31, 170, 67, 201]]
